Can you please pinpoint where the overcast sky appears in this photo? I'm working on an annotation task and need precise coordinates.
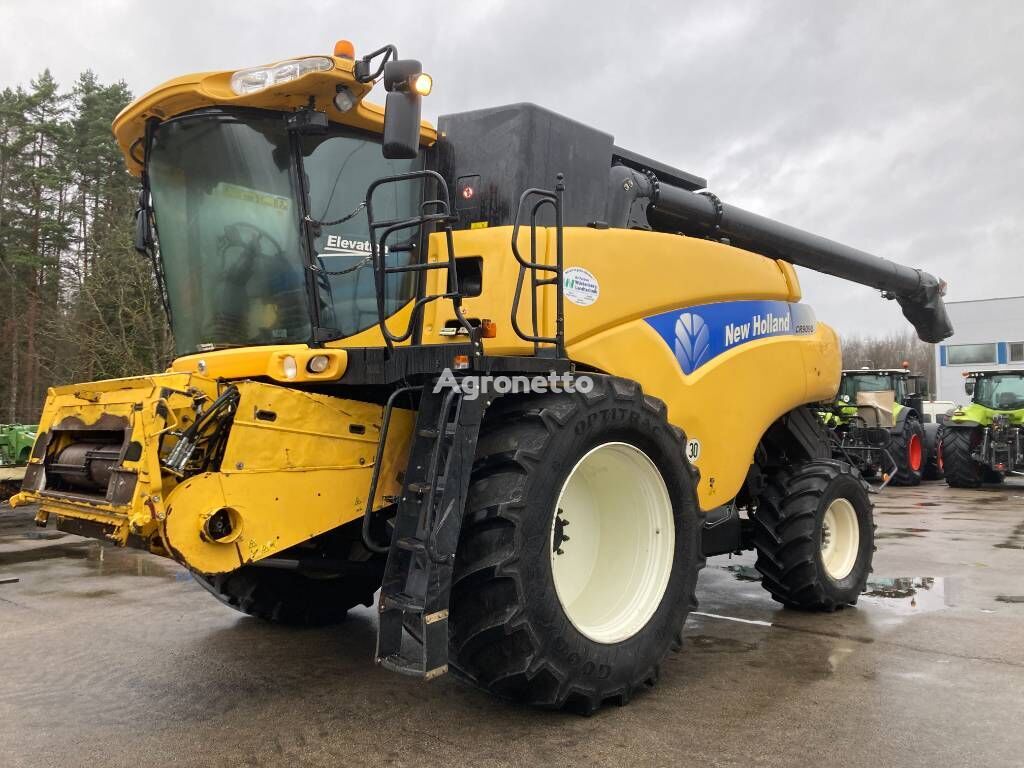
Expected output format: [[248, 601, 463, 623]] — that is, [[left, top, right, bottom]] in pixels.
[[2, 0, 1021, 338]]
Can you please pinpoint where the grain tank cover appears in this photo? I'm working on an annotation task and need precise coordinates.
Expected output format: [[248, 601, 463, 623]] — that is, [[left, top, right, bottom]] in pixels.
[[437, 103, 615, 229]]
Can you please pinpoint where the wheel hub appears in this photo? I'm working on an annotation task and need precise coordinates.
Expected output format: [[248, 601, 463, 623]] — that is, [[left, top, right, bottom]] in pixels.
[[550, 442, 675, 644], [820, 498, 860, 581]]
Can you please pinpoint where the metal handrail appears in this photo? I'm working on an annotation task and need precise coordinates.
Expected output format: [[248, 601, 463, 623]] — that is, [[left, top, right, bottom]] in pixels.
[[509, 174, 566, 357], [365, 170, 474, 351]]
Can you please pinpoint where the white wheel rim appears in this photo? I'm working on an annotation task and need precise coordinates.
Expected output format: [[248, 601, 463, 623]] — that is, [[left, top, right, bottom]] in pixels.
[[820, 498, 860, 580], [550, 442, 675, 644]]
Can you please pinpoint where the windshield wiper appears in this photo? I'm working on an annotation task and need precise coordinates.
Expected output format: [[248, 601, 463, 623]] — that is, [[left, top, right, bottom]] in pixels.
[[194, 342, 247, 352]]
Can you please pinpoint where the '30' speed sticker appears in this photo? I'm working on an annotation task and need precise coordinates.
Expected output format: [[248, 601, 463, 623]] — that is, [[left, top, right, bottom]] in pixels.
[[686, 438, 701, 462]]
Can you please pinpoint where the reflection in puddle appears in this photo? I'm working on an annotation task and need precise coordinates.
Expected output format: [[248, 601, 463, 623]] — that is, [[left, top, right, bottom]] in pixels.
[[0, 539, 177, 579], [717, 566, 957, 615], [719, 564, 761, 582], [861, 577, 955, 613]]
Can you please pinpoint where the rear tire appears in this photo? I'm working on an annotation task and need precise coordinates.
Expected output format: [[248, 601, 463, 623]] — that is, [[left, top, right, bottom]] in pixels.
[[449, 376, 702, 712], [889, 417, 925, 486], [752, 460, 874, 611], [942, 427, 984, 488]]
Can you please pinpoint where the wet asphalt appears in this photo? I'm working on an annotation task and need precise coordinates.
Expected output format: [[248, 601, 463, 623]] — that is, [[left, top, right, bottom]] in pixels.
[[1, 481, 1022, 768]]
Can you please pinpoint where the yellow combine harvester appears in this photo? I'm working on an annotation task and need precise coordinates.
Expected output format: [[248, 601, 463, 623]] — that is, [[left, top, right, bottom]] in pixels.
[[12, 40, 952, 711]]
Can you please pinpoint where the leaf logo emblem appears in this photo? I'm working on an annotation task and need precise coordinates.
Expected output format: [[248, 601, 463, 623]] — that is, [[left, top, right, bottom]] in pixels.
[[674, 312, 710, 374]]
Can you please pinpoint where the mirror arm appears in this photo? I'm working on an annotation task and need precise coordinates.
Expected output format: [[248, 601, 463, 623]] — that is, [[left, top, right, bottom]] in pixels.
[[354, 44, 398, 83]]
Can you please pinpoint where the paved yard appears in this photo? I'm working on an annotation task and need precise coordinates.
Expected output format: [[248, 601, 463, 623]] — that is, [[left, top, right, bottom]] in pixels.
[[1, 480, 1022, 767]]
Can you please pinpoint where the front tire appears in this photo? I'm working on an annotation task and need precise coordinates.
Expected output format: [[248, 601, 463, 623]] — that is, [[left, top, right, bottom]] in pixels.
[[942, 427, 984, 488], [449, 376, 702, 712], [192, 528, 386, 626], [753, 460, 874, 610]]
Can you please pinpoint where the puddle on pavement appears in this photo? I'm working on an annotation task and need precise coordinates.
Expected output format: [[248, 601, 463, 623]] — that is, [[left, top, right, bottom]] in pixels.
[[860, 577, 955, 613], [914, 501, 941, 508], [994, 520, 1024, 550], [718, 564, 956, 615], [876, 531, 922, 539], [995, 595, 1024, 604], [689, 634, 759, 653], [0, 539, 178, 578], [19, 530, 68, 541]]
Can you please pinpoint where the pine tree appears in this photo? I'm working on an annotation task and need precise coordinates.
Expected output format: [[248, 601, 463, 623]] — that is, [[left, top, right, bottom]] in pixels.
[[0, 70, 170, 422]]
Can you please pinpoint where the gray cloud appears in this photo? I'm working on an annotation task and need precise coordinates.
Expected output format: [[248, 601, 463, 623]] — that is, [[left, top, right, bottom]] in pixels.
[[3, 0, 1020, 337]]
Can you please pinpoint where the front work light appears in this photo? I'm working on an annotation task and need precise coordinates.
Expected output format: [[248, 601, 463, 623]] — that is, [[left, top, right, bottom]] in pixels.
[[333, 85, 357, 113], [307, 354, 330, 374], [230, 57, 334, 95], [281, 355, 298, 380]]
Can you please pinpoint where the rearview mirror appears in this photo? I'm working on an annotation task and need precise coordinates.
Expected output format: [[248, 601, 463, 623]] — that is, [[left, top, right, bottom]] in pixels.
[[382, 59, 424, 159], [134, 205, 153, 255], [964, 379, 975, 397], [134, 183, 155, 255]]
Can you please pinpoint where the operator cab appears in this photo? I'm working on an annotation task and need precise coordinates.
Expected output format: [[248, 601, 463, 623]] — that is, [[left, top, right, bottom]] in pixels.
[[962, 370, 1024, 411], [122, 42, 437, 359], [147, 109, 425, 356]]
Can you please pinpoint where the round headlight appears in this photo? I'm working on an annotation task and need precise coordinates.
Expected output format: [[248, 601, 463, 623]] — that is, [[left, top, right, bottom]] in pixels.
[[281, 355, 298, 380], [307, 354, 330, 374]]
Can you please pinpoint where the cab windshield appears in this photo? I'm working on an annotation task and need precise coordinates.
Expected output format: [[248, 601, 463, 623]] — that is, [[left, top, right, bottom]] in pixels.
[[839, 374, 904, 402], [972, 374, 1024, 410], [148, 110, 423, 356]]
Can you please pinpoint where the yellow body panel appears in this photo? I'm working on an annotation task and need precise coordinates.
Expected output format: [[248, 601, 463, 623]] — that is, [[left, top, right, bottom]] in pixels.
[[13, 374, 412, 574], [419, 226, 839, 507], [570, 321, 839, 507], [113, 53, 437, 176], [161, 381, 412, 574], [153, 224, 838, 512]]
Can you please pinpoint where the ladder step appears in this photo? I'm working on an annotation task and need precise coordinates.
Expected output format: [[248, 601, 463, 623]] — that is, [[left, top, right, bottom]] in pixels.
[[394, 536, 426, 553], [377, 652, 448, 680], [407, 481, 436, 495], [382, 592, 425, 613]]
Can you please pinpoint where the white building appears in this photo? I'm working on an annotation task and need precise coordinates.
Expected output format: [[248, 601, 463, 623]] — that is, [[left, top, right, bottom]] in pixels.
[[935, 295, 1024, 402]]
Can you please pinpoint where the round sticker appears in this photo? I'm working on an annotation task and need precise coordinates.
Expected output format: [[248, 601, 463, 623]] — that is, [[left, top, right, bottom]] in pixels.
[[685, 438, 701, 462], [563, 267, 600, 307]]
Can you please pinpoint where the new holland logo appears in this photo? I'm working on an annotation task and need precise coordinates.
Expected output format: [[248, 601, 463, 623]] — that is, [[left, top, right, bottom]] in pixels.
[[646, 300, 815, 376], [674, 312, 710, 375]]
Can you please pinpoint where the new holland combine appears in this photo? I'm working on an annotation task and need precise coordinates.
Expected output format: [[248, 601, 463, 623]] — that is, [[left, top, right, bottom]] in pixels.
[[942, 370, 1024, 486], [10, 41, 952, 711]]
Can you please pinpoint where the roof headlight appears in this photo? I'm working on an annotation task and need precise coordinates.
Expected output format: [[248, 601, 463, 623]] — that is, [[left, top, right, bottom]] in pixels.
[[230, 57, 334, 95]]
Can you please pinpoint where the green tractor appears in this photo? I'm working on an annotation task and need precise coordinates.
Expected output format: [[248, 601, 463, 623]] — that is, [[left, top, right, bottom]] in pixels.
[[0, 424, 37, 502], [823, 368, 929, 486], [0, 424, 36, 467], [941, 370, 1024, 487]]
